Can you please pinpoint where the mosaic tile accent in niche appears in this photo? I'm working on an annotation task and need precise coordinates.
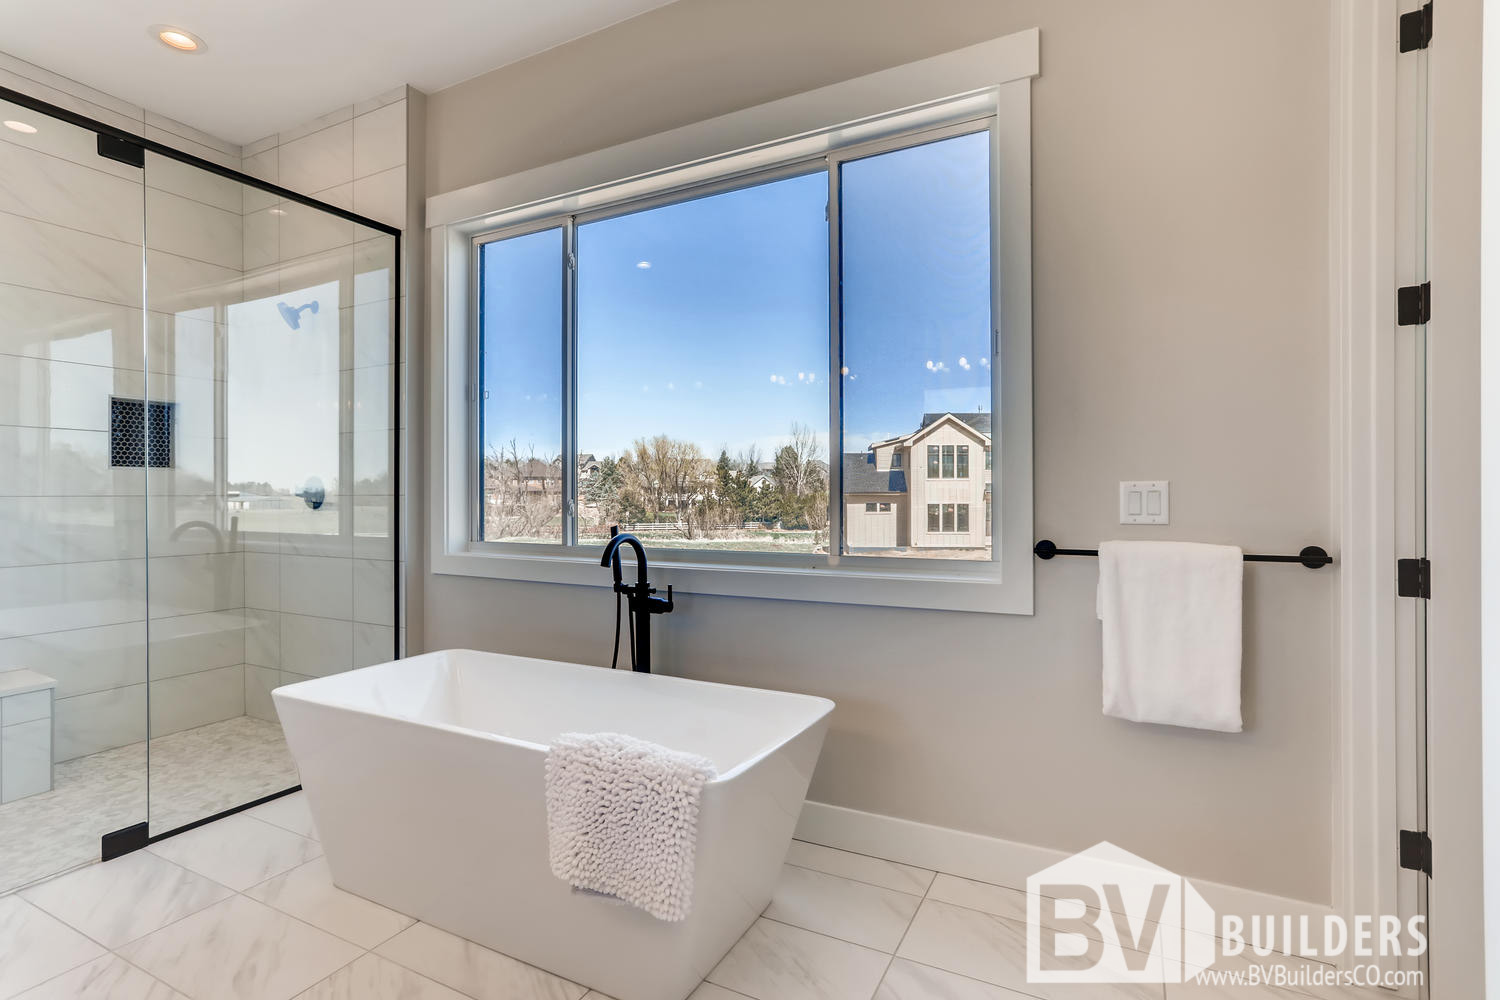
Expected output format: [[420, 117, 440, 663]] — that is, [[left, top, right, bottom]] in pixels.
[[110, 397, 174, 468]]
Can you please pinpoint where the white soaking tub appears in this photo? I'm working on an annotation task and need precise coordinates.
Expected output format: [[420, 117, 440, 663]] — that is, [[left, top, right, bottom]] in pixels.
[[273, 648, 834, 1000]]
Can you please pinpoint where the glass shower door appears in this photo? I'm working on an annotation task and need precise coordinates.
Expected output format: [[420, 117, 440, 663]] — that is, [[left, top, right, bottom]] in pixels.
[[143, 155, 399, 835], [0, 99, 151, 891]]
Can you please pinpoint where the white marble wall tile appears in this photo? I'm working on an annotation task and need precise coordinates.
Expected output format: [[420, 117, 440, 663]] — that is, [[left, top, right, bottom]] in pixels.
[[280, 554, 354, 620], [147, 610, 246, 678], [0, 284, 144, 369], [280, 199, 355, 260], [0, 621, 146, 697], [353, 100, 406, 178], [374, 921, 586, 1000], [0, 497, 147, 567], [147, 552, 244, 618], [281, 108, 354, 148], [141, 125, 239, 171], [275, 243, 355, 300], [355, 86, 410, 118], [0, 140, 143, 242], [352, 558, 395, 626], [245, 663, 279, 721], [144, 249, 241, 316], [350, 300, 394, 368], [245, 608, 281, 667], [0, 896, 108, 998], [0, 55, 144, 133], [144, 151, 243, 214], [0, 557, 146, 638], [10, 954, 189, 1000], [146, 189, 243, 271], [240, 147, 280, 214], [118, 894, 359, 1000], [244, 205, 280, 270], [279, 121, 353, 194], [147, 306, 221, 381], [353, 622, 395, 669], [352, 430, 394, 495], [280, 613, 353, 677], [0, 426, 145, 497], [243, 133, 279, 158], [353, 166, 407, 230], [354, 237, 397, 303], [245, 553, 280, 611], [149, 663, 245, 736], [20, 849, 233, 948], [51, 681, 146, 761], [0, 97, 141, 180], [2, 717, 52, 801], [0, 213, 144, 305], [0, 355, 115, 430], [311, 183, 355, 213], [142, 113, 240, 160]]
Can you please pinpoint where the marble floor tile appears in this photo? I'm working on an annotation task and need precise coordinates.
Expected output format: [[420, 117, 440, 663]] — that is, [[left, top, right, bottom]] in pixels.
[[707, 917, 890, 1000], [687, 985, 753, 1000], [294, 954, 468, 1000], [924, 875, 1031, 927], [764, 863, 922, 952], [117, 894, 363, 1000], [247, 790, 319, 840], [785, 841, 936, 896], [146, 813, 321, 891], [20, 850, 232, 948], [147, 716, 299, 833], [875, 959, 1024, 999], [0, 895, 108, 999], [11, 955, 189, 1000], [246, 856, 413, 948], [375, 921, 587, 1000], [896, 899, 1163, 1000]]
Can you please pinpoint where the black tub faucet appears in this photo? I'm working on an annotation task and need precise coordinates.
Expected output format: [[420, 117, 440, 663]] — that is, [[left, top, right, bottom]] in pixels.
[[600, 527, 673, 672]]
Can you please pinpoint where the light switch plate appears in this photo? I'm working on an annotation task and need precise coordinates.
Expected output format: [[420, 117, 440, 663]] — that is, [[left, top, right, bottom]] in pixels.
[[1120, 481, 1169, 525]]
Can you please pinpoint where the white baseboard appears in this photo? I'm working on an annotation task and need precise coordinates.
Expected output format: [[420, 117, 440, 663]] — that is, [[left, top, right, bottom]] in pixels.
[[794, 801, 1336, 940]]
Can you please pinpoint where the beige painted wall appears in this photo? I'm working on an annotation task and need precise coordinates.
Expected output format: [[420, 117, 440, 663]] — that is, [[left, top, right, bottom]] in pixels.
[[421, 0, 1335, 904]]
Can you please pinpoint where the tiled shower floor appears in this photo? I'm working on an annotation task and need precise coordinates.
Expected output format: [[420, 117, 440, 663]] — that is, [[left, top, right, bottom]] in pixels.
[[0, 794, 1394, 1000], [0, 716, 297, 894]]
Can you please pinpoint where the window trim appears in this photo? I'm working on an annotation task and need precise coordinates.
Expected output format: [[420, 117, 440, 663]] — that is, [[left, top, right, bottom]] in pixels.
[[431, 30, 1037, 615]]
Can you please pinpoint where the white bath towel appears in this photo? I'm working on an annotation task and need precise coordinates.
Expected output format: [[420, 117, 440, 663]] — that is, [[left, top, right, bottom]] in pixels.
[[1096, 540, 1244, 733], [545, 731, 717, 921]]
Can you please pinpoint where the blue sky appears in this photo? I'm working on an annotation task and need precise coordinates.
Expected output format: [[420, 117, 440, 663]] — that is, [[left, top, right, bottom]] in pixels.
[[480, 129, 992, 464]]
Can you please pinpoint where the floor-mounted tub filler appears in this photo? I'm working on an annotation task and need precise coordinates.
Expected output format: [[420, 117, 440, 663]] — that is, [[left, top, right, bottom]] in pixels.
[[274, 648, 834, 1000]]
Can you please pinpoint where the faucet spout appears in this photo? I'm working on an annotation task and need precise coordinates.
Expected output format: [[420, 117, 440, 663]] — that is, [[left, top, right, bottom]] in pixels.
[[599, 528, 672, 673]]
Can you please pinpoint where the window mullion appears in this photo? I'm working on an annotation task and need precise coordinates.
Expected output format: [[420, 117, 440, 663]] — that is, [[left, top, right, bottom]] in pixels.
[[826, 159, 843, 565], [562, 217, 579, 547]]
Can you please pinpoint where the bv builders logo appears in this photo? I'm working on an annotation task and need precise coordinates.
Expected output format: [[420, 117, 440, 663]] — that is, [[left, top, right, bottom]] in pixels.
[[1025, 841, 1215, 984]]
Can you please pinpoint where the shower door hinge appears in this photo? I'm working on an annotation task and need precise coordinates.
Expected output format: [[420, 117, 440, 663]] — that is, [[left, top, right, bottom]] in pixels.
[[1400, 829, 1432, 877], [1400, 2, 1433, 52], [96, 133, 144, 168], [1397, 282, 1431, 326], [101, 822, 149, 861], [1397, 557, 1431, 599]]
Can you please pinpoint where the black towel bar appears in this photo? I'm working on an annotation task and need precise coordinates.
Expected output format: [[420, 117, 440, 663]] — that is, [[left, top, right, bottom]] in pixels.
[[1033, 539, 1333, 569]]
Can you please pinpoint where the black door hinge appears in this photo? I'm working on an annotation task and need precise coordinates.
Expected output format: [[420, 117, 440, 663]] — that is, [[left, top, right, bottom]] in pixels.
[[101, 821, 149, 861], [1397, 557, 1431, 599], [96, 133, 144, 168], [1400, 2, 1433, 52], [1397, 282, 1431, 326], [1400, 829, 1432, 877]]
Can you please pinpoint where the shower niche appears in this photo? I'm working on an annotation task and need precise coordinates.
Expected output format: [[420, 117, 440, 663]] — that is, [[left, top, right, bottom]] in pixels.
[[0, 88, 400, 892]]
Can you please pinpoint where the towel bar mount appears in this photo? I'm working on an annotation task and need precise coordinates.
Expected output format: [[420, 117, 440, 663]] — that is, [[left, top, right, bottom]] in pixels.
[[1033, 539, 1333, 569]]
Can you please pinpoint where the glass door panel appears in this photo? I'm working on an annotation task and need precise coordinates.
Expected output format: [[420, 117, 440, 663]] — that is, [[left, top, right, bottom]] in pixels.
[[143, 154, 399, 834], [0, 100, 150, 890]]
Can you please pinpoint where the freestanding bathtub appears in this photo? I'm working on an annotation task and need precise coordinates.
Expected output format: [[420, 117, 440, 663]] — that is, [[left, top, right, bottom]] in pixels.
[[273, 649, 834, 1000]]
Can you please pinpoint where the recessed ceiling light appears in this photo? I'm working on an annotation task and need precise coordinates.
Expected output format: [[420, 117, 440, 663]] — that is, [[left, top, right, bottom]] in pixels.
[[152, 26, 205, 52], [3, 120, 37, 134]]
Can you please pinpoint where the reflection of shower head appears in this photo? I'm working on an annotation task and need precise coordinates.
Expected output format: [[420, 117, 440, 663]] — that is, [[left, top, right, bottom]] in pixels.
[[276, 300, 320, 330]]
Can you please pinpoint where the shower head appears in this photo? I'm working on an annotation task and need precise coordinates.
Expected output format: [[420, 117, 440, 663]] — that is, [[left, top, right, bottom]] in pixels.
[[276, 300, 320, 330]]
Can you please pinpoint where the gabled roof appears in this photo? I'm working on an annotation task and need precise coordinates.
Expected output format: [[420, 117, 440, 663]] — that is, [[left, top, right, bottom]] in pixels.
[[843, 453, 907, 494], [868, 411, 993, 450]]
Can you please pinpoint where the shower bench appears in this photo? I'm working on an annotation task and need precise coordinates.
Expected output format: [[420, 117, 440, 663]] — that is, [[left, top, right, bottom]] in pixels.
[[0, 669, 55, 803]]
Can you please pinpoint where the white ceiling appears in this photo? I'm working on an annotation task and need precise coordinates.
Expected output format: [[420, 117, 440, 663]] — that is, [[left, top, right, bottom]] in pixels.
[[0, 0, 678, 145]]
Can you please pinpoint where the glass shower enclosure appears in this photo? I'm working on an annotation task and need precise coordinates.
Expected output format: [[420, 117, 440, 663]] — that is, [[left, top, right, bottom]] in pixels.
[[0, 88, 399, 892]]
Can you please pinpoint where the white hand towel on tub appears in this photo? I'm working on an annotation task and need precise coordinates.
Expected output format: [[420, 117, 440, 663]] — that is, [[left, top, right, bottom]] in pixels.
[[1096, 540, 1244, 733], [545, 731, 717, 921]]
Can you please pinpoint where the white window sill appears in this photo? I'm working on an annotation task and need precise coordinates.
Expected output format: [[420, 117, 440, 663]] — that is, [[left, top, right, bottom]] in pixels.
[[431, 545, 1035, 615]]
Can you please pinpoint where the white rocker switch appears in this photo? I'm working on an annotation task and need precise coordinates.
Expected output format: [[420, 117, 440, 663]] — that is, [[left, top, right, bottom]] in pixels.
[[1120, 481, 1169, 525]]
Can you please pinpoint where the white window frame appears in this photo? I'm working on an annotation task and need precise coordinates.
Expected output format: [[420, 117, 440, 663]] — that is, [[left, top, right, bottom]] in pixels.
[[429, 29, 1037, 614]]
